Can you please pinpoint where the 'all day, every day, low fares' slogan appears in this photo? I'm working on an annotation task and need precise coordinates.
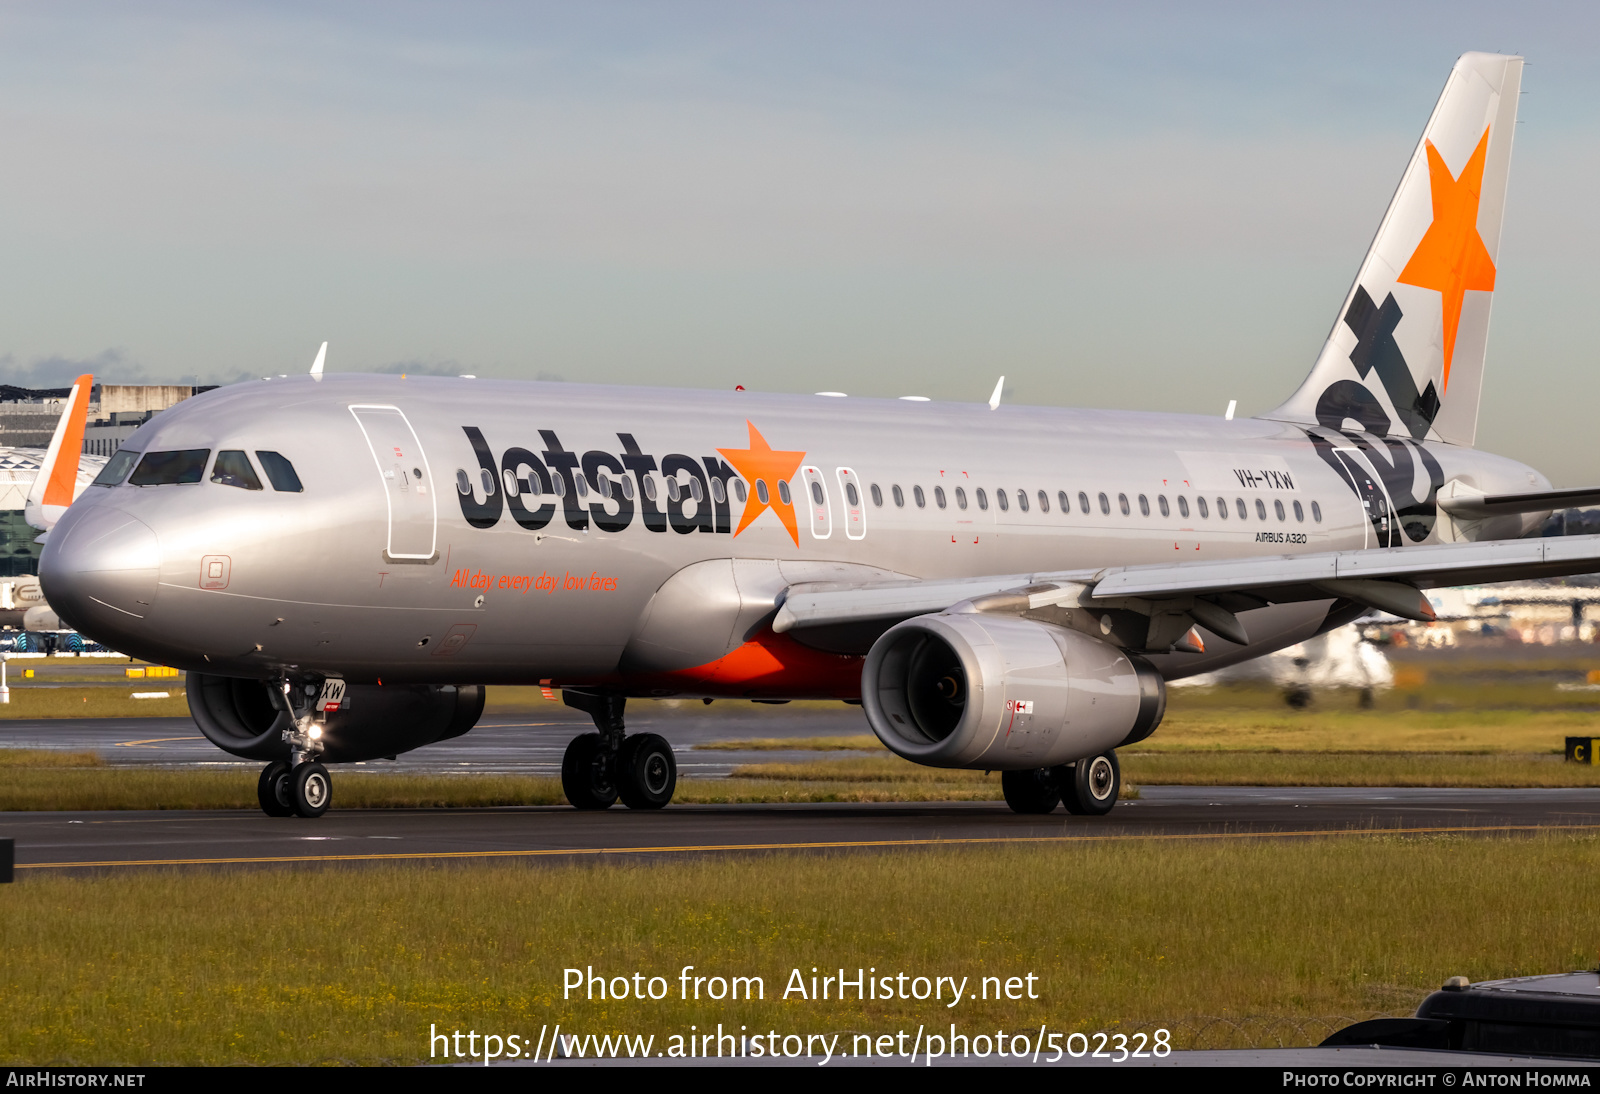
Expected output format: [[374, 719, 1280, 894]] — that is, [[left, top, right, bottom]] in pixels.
[[449, 567, 619, 595]]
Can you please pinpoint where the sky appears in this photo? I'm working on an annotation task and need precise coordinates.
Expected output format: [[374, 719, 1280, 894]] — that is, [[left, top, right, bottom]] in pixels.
[[1, 2, 1598, 481]]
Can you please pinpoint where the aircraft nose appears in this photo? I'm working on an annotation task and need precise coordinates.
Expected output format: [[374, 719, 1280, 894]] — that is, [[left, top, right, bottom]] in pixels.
[[39, 506, 161, 640]]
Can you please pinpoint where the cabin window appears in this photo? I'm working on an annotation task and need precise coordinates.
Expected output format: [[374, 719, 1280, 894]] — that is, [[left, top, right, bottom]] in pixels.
[[1079, 491, 1090, 513], [811, 481, 825, 505], [1017, 489, 1029, 512], [256, 452, 303, 493], [732, 479, 746, 503], [870, 483, 883, 507], [976, 488, 989, 510], [574, 474, 589, 498], [93, 448, 141, 487], [914, 485, 926, 508], [478, 468, 497, 496], [551, 473, 567, 498], [846, 482, 860, 507], [1059, 490, 1070, 513], [1118, 493, 1130, 516], [934, 485, 946, 509], [595, 472, 612, 498], [689, 477, 704, 503], [1158, 495, 1170, 517], [1293, 499, 1304, 522], [996, 489, 1009, 512], [755, 480, 769, 504], [1038, 490, 1049, 513], [1235, 497, 1248, 520], [1098, 492, 1110, 515], [1197, 496, 1208, 518], [1138, 494, 1150, 517], [500, 468, 519, 497], [130, 449, 211, 487], [892, 484, 905, 508], [1216, 497, 1228, 520], [1312, 500, 1323, 522], [709, 477, 724, 503], [1255, 498, 1267, 520], [668, 477, 683, 503], [211, 450, 263, 491], [454, 469, 472, 495], [642, 475, 658, 502], [776, 480, 790, 505], [954, 487, 967, 510], [1274, 499, 1286, 521], [1177, 496, 1189, 518]]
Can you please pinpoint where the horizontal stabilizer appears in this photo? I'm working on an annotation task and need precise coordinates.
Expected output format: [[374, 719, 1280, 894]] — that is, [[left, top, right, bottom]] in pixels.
[[1439, 486, 1600, 519]]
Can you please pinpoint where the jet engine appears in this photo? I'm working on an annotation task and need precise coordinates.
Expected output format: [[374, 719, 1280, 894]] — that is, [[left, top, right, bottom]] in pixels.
[[188, 673, 485, 763], [860, 612, 1165, 770]]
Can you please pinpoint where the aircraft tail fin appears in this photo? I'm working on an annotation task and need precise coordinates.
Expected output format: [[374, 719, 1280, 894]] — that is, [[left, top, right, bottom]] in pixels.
[[25, 373, 94, 532], [1262, 52, 1522, 448]]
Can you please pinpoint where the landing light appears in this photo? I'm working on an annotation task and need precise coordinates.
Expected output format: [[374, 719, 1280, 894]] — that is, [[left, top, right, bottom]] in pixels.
[[308, 725, 323, 740]]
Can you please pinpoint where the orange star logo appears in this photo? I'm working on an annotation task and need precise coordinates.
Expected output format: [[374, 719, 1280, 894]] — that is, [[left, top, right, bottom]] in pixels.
[[1396, 125, 1497, 392], [718, 421, 805, 544]]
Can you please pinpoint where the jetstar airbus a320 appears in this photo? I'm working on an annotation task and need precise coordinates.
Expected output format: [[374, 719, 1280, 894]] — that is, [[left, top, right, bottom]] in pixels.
[[38, 53, 1600, 819]]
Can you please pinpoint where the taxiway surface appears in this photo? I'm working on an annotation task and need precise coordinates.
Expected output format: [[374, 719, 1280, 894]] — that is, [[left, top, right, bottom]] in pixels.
[[9, 787, 1600, 873]]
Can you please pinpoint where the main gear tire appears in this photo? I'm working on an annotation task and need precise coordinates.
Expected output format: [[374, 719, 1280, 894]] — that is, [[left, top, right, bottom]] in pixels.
[[1000, 767, 1061, 815], [291, 761, 332, 818], [1058, 751, 1120, 816], [257, 760, 294, 817], [561, 732, 618, 810], [616, 733, 677, 810]]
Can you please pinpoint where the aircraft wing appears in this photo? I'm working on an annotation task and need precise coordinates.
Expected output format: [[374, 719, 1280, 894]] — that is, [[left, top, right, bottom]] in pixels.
[[773, 533, 1600, 637]]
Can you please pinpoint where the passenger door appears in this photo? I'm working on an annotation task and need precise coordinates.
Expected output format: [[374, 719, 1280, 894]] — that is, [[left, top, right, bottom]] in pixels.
[[349, 405, 437, 560]]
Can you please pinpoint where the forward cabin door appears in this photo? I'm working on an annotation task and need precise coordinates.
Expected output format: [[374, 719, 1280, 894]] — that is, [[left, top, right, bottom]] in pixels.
[[349, 405, 438, 560]]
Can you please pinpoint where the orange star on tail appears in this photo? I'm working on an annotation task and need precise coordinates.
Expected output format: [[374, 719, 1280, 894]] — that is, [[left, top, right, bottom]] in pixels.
[[1396, 125, 1497, 392], [717, 421, 805, 544]]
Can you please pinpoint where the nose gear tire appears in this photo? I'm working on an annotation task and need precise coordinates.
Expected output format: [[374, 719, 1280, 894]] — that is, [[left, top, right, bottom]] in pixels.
[[291, 761, 332, 818], [561, 732, 618, 810], [1058, 751, 1120, 816], [1001, 768, 1061, 814], [616, 733, 677, 810], [257, 761, 294, 817]]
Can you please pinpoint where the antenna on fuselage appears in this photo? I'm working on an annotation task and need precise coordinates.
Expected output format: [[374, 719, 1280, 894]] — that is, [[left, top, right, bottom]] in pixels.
[[309, 342, 328, 380], [988, 376, 1005, 411]]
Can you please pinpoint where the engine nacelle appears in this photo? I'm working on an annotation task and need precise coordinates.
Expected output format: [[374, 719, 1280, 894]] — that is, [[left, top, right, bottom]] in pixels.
[[188, 672, 485, 763], [861, 612, 1165, 770]]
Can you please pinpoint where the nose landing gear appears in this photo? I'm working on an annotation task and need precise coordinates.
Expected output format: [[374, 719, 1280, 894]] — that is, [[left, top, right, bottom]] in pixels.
[[559, 690, 677, 810], [255, 675, 338, 818]]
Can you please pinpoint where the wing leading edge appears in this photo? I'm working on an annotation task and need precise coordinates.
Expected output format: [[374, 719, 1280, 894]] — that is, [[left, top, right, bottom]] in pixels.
[[773, 533, 1600, 642]]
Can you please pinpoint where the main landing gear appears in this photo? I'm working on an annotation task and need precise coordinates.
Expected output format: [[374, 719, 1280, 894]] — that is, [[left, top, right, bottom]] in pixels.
[[559, 690, 678, 810], [1000, 750, 1120, 816]]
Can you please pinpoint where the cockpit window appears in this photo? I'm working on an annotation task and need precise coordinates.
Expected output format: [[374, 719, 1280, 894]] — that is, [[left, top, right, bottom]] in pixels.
[[92, 448, 141, 487], [211, 450, 263, 490], [129, 450, 210, 486], [255, 451, 303, 493]]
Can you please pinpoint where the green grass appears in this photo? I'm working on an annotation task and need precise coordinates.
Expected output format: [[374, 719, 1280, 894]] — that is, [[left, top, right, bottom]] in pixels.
[[2, 836, 1595, 1064]]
